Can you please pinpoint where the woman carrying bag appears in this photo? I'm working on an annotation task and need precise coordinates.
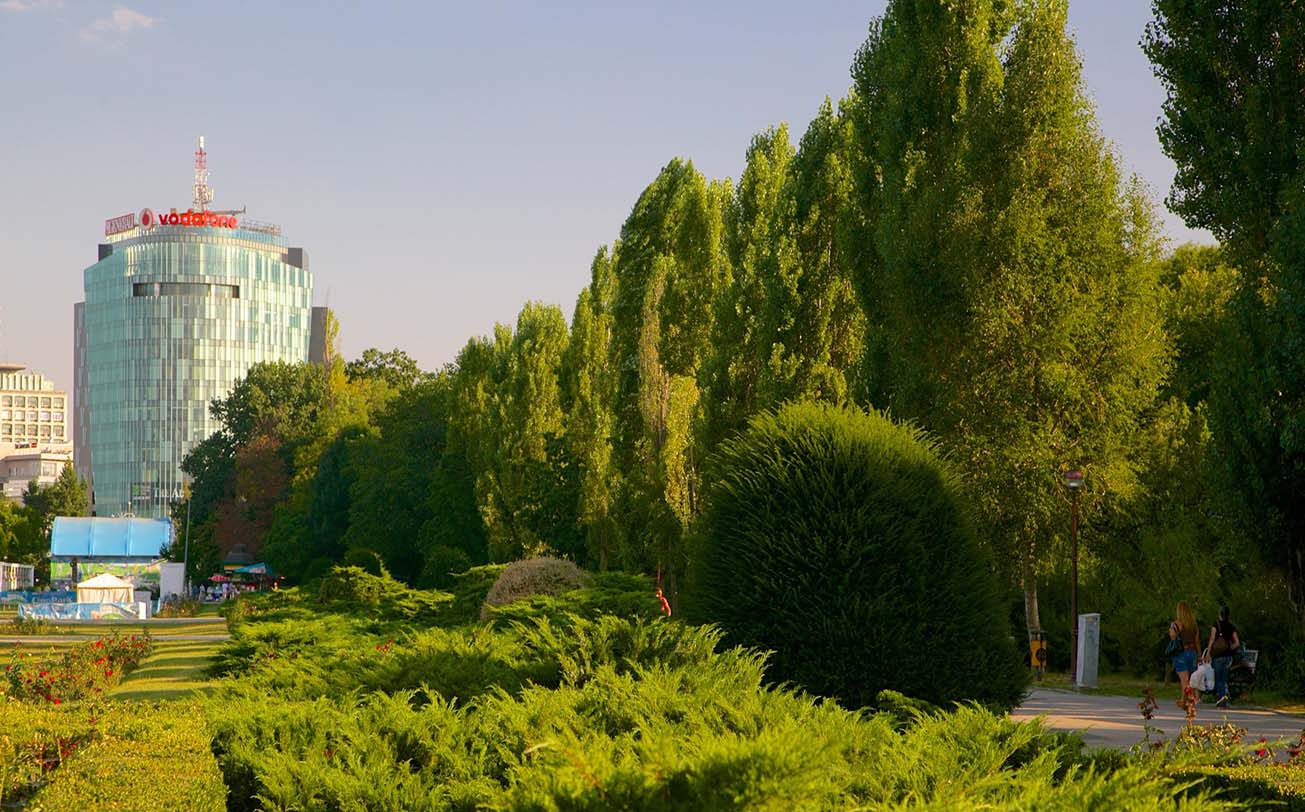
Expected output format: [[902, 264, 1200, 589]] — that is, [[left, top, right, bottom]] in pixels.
[[1203, 605, 1240, 707], [1168, 601, 1199, 708]]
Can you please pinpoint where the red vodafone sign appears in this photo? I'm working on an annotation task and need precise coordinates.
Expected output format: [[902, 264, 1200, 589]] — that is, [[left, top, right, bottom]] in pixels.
[[105, 208, 239, 235], [139, 208, 238, 230]]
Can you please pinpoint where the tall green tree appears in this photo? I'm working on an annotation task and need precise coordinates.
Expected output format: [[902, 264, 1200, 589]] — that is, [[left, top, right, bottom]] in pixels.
[[563, 248, 620, 568], [703, 125, 798, 447], [769, 98, 866, 407], [852, 0, 1171, 639], [606, 161, 730, 597], [1146, 0, 1305, 634], [467, 302, 573, 561]]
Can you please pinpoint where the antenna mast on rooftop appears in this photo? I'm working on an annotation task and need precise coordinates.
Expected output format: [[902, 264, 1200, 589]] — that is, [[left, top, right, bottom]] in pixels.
[[193, 135, 213, 211]]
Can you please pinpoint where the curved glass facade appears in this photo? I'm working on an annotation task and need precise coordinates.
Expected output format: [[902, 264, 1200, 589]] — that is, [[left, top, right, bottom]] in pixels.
[[81, 222, 313, 517]]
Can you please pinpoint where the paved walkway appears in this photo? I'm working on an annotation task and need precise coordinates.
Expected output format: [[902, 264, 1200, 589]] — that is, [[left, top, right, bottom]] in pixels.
[[1014, 687, 1305, 750]]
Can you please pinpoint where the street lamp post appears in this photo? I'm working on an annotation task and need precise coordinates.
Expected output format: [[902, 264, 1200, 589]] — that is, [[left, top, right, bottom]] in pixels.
[[1065, 468, 1084, 686]]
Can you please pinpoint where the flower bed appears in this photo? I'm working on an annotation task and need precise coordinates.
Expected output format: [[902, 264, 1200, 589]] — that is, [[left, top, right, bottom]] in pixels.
[[2, 631, 153, 704]]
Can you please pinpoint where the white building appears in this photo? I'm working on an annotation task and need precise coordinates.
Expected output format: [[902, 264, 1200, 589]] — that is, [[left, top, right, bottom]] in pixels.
[[0, 363, 73, 502]]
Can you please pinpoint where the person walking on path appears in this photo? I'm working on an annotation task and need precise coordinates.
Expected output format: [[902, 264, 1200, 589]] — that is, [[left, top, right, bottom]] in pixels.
[[1203, 605, 1240, 708], [1170, 601, 1199, 708]]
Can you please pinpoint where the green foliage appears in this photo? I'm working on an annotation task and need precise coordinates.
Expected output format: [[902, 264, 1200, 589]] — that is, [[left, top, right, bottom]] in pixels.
[[852, 0, 1172, 639], [317, 565, 453, 623], [26, 705, 226, 812], [3, 632, 153, 704], [1174, 764, 1305, 811], [686, 402, 1027, 710], [482, 557, 591, 621], [485, 571, 662, 625], [155, 596, 202, 618], [345, 347, 426, 389], [1146, 0, 1305, 639], [443, 564, 506, 626]]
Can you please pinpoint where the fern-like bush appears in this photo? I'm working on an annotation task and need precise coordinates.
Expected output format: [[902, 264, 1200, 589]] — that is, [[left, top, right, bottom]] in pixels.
[[481, 557, 592, 621], [685, 401, 1027, 710]]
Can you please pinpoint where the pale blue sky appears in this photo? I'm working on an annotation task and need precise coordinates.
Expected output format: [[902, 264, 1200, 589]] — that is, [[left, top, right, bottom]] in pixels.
[[0, 1, 1209, 392]]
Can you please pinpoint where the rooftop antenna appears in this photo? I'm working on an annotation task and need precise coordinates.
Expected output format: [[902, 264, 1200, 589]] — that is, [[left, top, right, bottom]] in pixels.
[[193, 135, 213, 211]]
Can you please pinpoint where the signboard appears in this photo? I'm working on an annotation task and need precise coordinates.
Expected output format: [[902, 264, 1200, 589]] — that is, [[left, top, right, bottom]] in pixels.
[[0, 590, 76, 604], [105, 208, 239, 236], [105, 212, 137, 235], [49, 561, 161, 587], [139, 208, 237, 230]]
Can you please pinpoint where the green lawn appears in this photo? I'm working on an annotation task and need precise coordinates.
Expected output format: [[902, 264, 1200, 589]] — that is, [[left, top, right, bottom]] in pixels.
[[106, 639, 224, 701]]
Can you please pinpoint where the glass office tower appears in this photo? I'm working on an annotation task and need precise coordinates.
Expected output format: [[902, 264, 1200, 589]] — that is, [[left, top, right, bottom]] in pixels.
[[78, 217, 313, 517]]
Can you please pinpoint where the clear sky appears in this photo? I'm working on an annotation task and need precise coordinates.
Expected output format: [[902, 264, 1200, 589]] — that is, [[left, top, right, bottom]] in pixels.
[[0, 1, 1210, 393]]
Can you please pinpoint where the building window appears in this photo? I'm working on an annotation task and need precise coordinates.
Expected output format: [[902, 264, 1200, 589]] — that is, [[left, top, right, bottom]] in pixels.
[[54, 398, 64, 409], [27, 412, 36, 422], [39, 411, 49, 422], [53, 412, 63, 422], [0, 396, 9, 407], [1, 424, 10, 435], [39, 397, 50, 408]]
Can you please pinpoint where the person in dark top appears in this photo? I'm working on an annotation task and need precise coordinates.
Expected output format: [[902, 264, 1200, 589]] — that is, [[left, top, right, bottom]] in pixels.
[[1203, 605, 1240, 707]]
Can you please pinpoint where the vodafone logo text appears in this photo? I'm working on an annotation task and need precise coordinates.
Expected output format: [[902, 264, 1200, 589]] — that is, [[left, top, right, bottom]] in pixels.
[[138, 208, 238, 230]]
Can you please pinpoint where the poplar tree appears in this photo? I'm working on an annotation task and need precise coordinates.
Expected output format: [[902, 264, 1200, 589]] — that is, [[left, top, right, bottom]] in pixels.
[[703, 125, 798, 447], [608, 160, 730, 583], [1146, 0, 1305, 632], [852, 0, 1171, 640], [768, 98, 866, 407], [474, 302, 572, 561], [564, 249, 619, 568]]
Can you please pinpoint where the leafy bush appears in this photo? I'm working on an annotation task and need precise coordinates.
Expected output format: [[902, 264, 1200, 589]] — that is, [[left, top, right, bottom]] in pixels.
[[484, 571, 663, 624], [27, 705, 226, 812], [1262, 641, 1305, 700], [3, 632, 153, 704], [317, 565, 453, 623], [481, 557, 592, 621], [685, 402, 1027, 710], [156, 596, 201, 618], [0, 701, 91, 806], [442, 564, 506, 626]]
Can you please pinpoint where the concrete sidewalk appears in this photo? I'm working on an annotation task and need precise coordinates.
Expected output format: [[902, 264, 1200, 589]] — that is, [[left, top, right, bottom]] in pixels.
[[1013, 686, 1305, 750]]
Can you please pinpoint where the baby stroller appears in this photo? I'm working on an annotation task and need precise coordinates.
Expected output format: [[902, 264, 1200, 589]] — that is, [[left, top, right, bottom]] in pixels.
[[1227, 647, 1258, 701]]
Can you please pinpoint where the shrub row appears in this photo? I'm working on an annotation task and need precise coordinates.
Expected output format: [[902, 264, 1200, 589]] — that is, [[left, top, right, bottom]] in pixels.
[[2, 632, 153, 704], [0, 702, 224, 812], [203, 616, 1242, 812]]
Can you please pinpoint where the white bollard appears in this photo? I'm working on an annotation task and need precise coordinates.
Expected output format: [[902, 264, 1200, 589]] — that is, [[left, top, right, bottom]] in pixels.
[[1076, 613, 1101, 689]]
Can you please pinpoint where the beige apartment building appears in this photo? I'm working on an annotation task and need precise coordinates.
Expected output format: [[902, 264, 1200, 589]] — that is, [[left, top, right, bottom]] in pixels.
[[0, 363, 73, 502]]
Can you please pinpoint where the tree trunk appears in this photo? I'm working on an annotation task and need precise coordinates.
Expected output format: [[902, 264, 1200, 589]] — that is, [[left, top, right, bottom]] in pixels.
[[1022, 549, 1041, 645]]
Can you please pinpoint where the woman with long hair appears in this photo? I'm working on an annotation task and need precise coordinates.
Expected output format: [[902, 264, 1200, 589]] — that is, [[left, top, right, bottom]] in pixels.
[[1170, 601, 1199, 707]]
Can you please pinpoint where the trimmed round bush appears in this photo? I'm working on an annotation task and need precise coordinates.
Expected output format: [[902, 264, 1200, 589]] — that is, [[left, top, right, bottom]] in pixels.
[[481, 557, 592, 621], [685, 402, 1026, 710]]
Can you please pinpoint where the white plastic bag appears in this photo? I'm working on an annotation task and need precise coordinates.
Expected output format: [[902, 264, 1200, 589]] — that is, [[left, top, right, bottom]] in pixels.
[[1190, 661, 1214, 692]]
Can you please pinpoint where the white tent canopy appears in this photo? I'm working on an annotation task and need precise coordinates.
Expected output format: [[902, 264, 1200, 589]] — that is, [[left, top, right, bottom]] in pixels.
[[76, 572, 134, 604]]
